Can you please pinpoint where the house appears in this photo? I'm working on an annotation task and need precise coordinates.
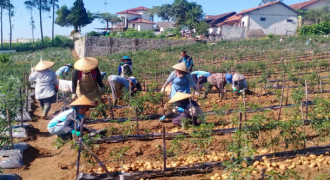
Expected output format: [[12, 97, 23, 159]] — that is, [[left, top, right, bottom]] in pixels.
[[231, 1, 299, 36], [156, 22, 176, 32], [114, 6, 155, 31], [289, 0, 329, 10], [205, 12, 236, 34]]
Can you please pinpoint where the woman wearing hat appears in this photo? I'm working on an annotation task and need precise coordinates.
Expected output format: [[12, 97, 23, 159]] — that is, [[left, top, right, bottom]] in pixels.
[[159, 92, 203, 126], [118, 56, 133, 77], [29, 60, 58, 119], [226, 73, 247, 94], [47, 95, 95, 140], [56, 64, 73, 79], [72, 57, 105, 101], [160, 62, 199, 98]]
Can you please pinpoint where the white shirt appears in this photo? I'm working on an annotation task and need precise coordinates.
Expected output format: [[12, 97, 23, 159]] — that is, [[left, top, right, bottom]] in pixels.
[[29, 69, 58, 99]]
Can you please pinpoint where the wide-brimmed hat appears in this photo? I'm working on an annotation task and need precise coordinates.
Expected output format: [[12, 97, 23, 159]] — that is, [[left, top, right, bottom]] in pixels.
[[233, 73, 245, 81], [168, 92, 193, 104], [121, 56, 131, 61], [70, 95, 96, 107], [34, 60, 55, 71], [74, 57, 98, 72], [172, 62, 189, 73]]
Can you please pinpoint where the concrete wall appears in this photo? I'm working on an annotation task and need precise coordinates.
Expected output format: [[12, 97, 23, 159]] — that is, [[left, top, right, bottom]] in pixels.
[[244, 3, 298, 36], [221, 25, 246, 41], [75, 36, 196, 58]]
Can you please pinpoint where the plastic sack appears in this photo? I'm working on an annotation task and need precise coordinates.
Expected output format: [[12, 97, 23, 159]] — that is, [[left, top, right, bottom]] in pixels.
[[59, 79, 72, 93], [0, 174, 22, 180]]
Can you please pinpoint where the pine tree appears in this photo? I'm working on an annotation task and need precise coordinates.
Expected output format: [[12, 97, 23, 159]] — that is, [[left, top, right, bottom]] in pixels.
[[67, 0, 93, 32]]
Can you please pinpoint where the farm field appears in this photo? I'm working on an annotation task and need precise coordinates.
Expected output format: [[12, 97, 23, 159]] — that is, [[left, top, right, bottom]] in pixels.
[[1, 35, 330, 180]]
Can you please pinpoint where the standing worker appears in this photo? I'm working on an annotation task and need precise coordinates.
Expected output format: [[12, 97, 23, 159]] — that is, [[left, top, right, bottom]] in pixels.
[[56, 64, 73, 79], [72, 57, 105, 101], [118, 56, 133, 77], [159, 92, 203, 126], [178, 50, 194, 73], [29, 60, 58, 120], [47, 95, 96, 140], [160, 62, 199, 98]]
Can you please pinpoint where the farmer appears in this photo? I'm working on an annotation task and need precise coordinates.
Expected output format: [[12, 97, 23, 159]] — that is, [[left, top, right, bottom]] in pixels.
[[226, 73, 248, 94], [72, 57, 105, 101], [29, 60, 58, 120], [47, 95, 95, 140], [159, 92, 203, 126], [203, 73, 230, 99], [191, 71, 212, 91], [108, 75, 142, 104], [56, 64, 73, 79], [178, 50, 194, 73], [160, 62, 199, 98], [118, 56, 133, 77]]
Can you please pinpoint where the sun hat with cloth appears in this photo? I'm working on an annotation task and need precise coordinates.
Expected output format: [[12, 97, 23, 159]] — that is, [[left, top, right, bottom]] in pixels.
[[74, 57, 98, 72], [232, 73, 245, 81], [172, 62, 189, 73], [168, 92, 193, 104], [34, 60, 55, 71], [70, 95, 96, 107]]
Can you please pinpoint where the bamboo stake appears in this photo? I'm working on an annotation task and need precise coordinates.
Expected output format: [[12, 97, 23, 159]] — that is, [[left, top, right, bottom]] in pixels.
[[162, 126, 167, 171], [81, 141, 112, 176], [305, 79, 308, 120], [76, 118, 84, 179], [136, 111, 140, 136], [6, 109, 14, 149], [242, 90, 247, 121], [277, 84, 285, 121], [301, 102, 306, 149], [20, 87, 24, 127], [320, 79, 323, 96], [25, 72, 29, 113], [285, 82, 290, 106]]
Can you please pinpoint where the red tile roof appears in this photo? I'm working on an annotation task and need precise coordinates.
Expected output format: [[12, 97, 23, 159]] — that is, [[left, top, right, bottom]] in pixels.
[[289, 0, 320, 10], [128, 18, 155, 24], [206, 12, 237, 26], [217, 14, 242, 26], [237, 1, 298, 15], [117, 6, 150, 14]]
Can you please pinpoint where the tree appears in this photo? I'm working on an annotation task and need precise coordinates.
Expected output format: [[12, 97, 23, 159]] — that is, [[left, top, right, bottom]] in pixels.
[[24, 0, 51, 45], [299, 6, 330, 24], [194, 20, 209, 35], [67, 0, 93, 32], [94, 13, 121, 30], [56, 0, 93, 32], [0, 0, 7, 48], [24, 0, 36, 43], [50, 0, 59, 45], [259, 0, 282, 6], [7, 0, 13, 48]]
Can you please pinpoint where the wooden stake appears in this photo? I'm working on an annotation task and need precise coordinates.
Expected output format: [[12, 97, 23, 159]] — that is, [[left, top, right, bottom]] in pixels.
[[20, 87, 24, 127], [162, 126, 167, 171], [305, 79, 308, 120], [136, 111, 140, 136], [108, 96, 115, 119], [320, 79, 322, 96], [25, 73, 29, 113], [76, 118, 84, 179], [285, 82, 290, 106], [6, 109, 14, 149], [242, 90, 247, 121], [300, 102, 306, 149], [277, 84, 285, 121], [189, 98, 195, 126]]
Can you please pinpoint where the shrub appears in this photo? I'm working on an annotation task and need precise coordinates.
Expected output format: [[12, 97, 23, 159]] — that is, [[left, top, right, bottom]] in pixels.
[[86, 31, 100, 37], [298, 22, 330, 35], [0, 54, 10, 63]]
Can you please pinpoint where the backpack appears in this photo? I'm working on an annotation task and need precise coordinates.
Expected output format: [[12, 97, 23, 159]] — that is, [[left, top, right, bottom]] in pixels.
[[121, 64, 133, 77]]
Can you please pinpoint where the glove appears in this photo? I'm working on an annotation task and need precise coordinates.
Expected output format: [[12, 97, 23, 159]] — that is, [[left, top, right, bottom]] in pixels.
[[177, 107, 184, 113], [233, 88, 237, 92], [71, 130, 81, 136], [160, 87, 165, 93], [159, 115, 166, 122], [100, 87, 106, 94], [72, 94, 77, 100]]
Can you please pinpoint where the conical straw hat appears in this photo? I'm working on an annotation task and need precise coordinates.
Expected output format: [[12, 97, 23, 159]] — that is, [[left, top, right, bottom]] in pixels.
[[34, 60, 55, 71], [172, 62, 189, 72], [74, 57, 98, 71], [70, 95, 96, 107], [168, 92, 193, 104], [232, 73, 245, 81]]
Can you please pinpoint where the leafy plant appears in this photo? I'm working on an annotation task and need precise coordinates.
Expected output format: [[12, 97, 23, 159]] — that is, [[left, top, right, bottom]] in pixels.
[[189, 123, 214, 156], [109, 147, 130, 164]]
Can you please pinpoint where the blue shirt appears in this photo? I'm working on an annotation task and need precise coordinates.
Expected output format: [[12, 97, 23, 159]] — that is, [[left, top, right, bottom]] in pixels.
[[191, 71, 211, 78], [56, 66, 70, 76], [165, 71, 196, 98]]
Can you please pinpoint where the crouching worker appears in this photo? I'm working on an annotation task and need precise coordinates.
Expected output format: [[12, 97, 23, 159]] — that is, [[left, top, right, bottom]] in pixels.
[[226, 73, 248, 94], [47, 95, 96, 140], [203, 73, 229, 99], [191, 71, 211, 91], [159, 92, 203, 126], [108, 75, 142, 105]]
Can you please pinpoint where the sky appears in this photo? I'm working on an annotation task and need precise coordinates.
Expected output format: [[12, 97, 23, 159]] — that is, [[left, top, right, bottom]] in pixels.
[[2, 0, 304, 40]]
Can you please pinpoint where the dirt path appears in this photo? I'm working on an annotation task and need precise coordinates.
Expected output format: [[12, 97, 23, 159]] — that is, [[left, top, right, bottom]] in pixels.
[[3, 102, 78, 180]]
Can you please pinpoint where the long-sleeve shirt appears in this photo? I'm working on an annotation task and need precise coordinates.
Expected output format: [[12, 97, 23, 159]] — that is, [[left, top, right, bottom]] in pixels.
[[163, 71, 197, 97], [29, 69, 58, 100], [164, 71, 196, 89], [191, 71, 211, 78], [72, 67, 104, 94], [47, 109, 83, 135], [56, 66, 70, 77]]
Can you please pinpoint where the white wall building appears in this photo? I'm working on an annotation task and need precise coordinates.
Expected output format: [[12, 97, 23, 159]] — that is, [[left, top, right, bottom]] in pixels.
[[115, 6, 155, 31], [237, 1, 299, 36], [290, 0, 330, 10]]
